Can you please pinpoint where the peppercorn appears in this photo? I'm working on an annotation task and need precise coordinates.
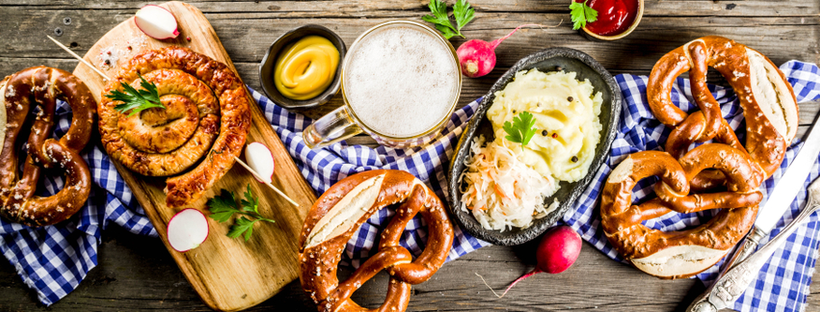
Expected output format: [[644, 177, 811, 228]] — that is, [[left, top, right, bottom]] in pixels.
[[541, 130, 548, 136], [567, 96, 573, 102], [104, 59, 110, 65], [552, 133, 557, 138], [186, 36, 191, 41], [512, 109, 517, 114], [571, 156, 578, 162]]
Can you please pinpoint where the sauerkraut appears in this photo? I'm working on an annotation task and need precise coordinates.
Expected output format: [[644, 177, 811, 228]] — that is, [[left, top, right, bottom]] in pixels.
[[461, 69, 603, 232], [459, 136, 560, 231]]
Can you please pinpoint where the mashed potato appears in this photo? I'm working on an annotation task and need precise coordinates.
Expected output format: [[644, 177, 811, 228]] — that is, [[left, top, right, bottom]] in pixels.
[[487, 69, 603, 182]]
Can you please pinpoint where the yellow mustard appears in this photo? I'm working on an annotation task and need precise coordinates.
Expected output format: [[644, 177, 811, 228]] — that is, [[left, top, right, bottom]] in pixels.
[[274, 35, 340, 100]]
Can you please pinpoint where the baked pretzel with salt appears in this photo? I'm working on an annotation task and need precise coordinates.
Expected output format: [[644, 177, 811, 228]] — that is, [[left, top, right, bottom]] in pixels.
[[0, 66, 96, 227], [601, 36, 799, 279], [648, 36, 798, 185], [299, 170, 454, 312]]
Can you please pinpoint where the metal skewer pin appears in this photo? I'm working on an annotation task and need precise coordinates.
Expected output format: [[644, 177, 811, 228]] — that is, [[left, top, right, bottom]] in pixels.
[[46, 35, 111, 81]]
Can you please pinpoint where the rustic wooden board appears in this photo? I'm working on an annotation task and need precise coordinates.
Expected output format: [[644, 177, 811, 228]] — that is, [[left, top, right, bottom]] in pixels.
[[2, 0, 820, 311], [69, 2, 316, 311]]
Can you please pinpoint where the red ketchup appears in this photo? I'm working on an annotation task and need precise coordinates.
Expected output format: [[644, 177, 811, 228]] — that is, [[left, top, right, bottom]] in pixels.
[[579, 0, 639, 36]]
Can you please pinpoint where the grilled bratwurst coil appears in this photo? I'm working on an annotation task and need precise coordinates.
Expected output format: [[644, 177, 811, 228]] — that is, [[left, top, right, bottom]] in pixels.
[[0, 66, 96, 227], [99, 47, 251, 208], [299, 170, 454, 312], [601, 37, 799, 279]]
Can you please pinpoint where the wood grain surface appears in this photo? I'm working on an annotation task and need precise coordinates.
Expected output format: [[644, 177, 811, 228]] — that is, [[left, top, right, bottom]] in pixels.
[[1, 0, 819, 311], [69, 2, 317, 311]]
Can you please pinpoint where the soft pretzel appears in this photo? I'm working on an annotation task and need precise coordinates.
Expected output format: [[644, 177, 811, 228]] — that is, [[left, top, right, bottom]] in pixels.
[[299, 170, 454, 312], [99, 47, 251, 208], [601, 37, 799, 279], [0, 66, 96, 227], [647, 36, 798, 183], [601, 146, 761, 279]]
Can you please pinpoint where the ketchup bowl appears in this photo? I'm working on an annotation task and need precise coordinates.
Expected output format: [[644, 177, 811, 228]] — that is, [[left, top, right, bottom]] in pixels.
[[580, 0, 644, 41]]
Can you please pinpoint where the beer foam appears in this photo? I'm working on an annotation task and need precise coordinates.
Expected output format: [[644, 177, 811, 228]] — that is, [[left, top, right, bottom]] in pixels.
[[344, 25, 458, 138]]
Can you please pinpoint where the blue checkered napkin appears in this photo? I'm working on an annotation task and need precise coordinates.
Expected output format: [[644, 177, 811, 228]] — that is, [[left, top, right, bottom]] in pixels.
[[251, 90, 490, 267], [0, 101, 157, 305], [562, 61, 820, 312]]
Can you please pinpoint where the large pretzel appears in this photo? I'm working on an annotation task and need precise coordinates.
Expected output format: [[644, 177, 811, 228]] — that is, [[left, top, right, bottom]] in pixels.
[[0, 66, 95, 227], [601, 37, 799, 278], [99, 47, 251, 208], [299, 170, 454, 312], [602, 146, 761, 279], [647, 36, 798, 185]]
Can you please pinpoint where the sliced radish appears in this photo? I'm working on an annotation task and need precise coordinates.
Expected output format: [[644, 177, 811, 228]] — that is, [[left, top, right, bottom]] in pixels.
[[245, 142, 275, 184], [134, 5, 180, 40], [167, 208, 209, 252]]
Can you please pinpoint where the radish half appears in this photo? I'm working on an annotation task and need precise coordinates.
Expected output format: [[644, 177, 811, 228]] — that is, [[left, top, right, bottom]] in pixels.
[[245, 142, 275, 184], [167, 208, 209, 252], [134, 5, 180, 40]]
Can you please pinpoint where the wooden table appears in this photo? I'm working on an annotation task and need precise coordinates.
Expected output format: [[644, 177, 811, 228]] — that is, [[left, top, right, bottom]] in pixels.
[[1, 1, 819, 311]]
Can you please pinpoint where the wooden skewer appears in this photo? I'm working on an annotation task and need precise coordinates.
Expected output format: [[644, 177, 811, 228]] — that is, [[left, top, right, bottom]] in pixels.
[[234, 156, 300, 207], [46, 35, 111, 81]]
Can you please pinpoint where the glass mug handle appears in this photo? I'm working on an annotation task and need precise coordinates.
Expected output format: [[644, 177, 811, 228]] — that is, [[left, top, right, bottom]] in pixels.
[[302, 106, 363, 149]]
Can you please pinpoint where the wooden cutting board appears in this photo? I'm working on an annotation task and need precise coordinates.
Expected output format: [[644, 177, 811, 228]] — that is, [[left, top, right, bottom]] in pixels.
[[71, 2, 317, 311]]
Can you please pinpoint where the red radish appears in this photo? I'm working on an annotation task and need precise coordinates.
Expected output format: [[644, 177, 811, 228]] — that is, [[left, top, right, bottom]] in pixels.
[[456, 23, 561, 78], [245, 142, 275, 184], [166, 208, 209, 252], [134, 5, 180, 40], [478, 225, 582, 298]]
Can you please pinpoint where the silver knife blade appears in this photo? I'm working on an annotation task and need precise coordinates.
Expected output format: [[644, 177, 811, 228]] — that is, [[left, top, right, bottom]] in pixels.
[[708, 176, 820, 310], [687, 120, 820, 312], [754, 123, 820, 234]]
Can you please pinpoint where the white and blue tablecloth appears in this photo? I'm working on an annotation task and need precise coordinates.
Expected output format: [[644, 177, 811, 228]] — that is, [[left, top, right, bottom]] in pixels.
[[565, 60, 820, 312], [1, 60, 818, 312]]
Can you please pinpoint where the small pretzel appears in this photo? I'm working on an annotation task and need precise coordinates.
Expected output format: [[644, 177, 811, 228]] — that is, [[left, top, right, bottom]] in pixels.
[[601, 145, 760, 279], [0, 66, 96, 227], [99, 47, 251, 208], [299, 170, 454, 312]]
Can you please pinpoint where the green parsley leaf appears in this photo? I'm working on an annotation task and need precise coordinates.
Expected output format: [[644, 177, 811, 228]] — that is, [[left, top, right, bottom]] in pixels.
[[205, 184, 275, 241], [502, 111, 538, 148], [453, 0, 475, 32], [227, 217, 257, 241], [105, 74, 165, 117], [434, 24, 459, 40], [240, 184, 258, 213], [423, 0, 475, 39], [569, 0, 598, 30], [422, 0, 451, 28]]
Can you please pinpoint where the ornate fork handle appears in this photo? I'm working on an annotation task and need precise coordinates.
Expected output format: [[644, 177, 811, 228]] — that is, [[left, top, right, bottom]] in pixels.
[[687, 228, 765, 312], [707, 184, 820, 309]]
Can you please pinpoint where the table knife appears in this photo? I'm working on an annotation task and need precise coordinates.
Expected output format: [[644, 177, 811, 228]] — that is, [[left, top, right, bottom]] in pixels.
[[687, 119, 820, 312]]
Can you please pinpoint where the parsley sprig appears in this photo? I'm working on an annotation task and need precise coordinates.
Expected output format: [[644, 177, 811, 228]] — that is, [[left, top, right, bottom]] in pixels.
[[422, 0, 475, 39], [569, 0, 598, 30], [206, 185, 275, 241], [502, 111, 538, 149], [105, 74, 165, 117]]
